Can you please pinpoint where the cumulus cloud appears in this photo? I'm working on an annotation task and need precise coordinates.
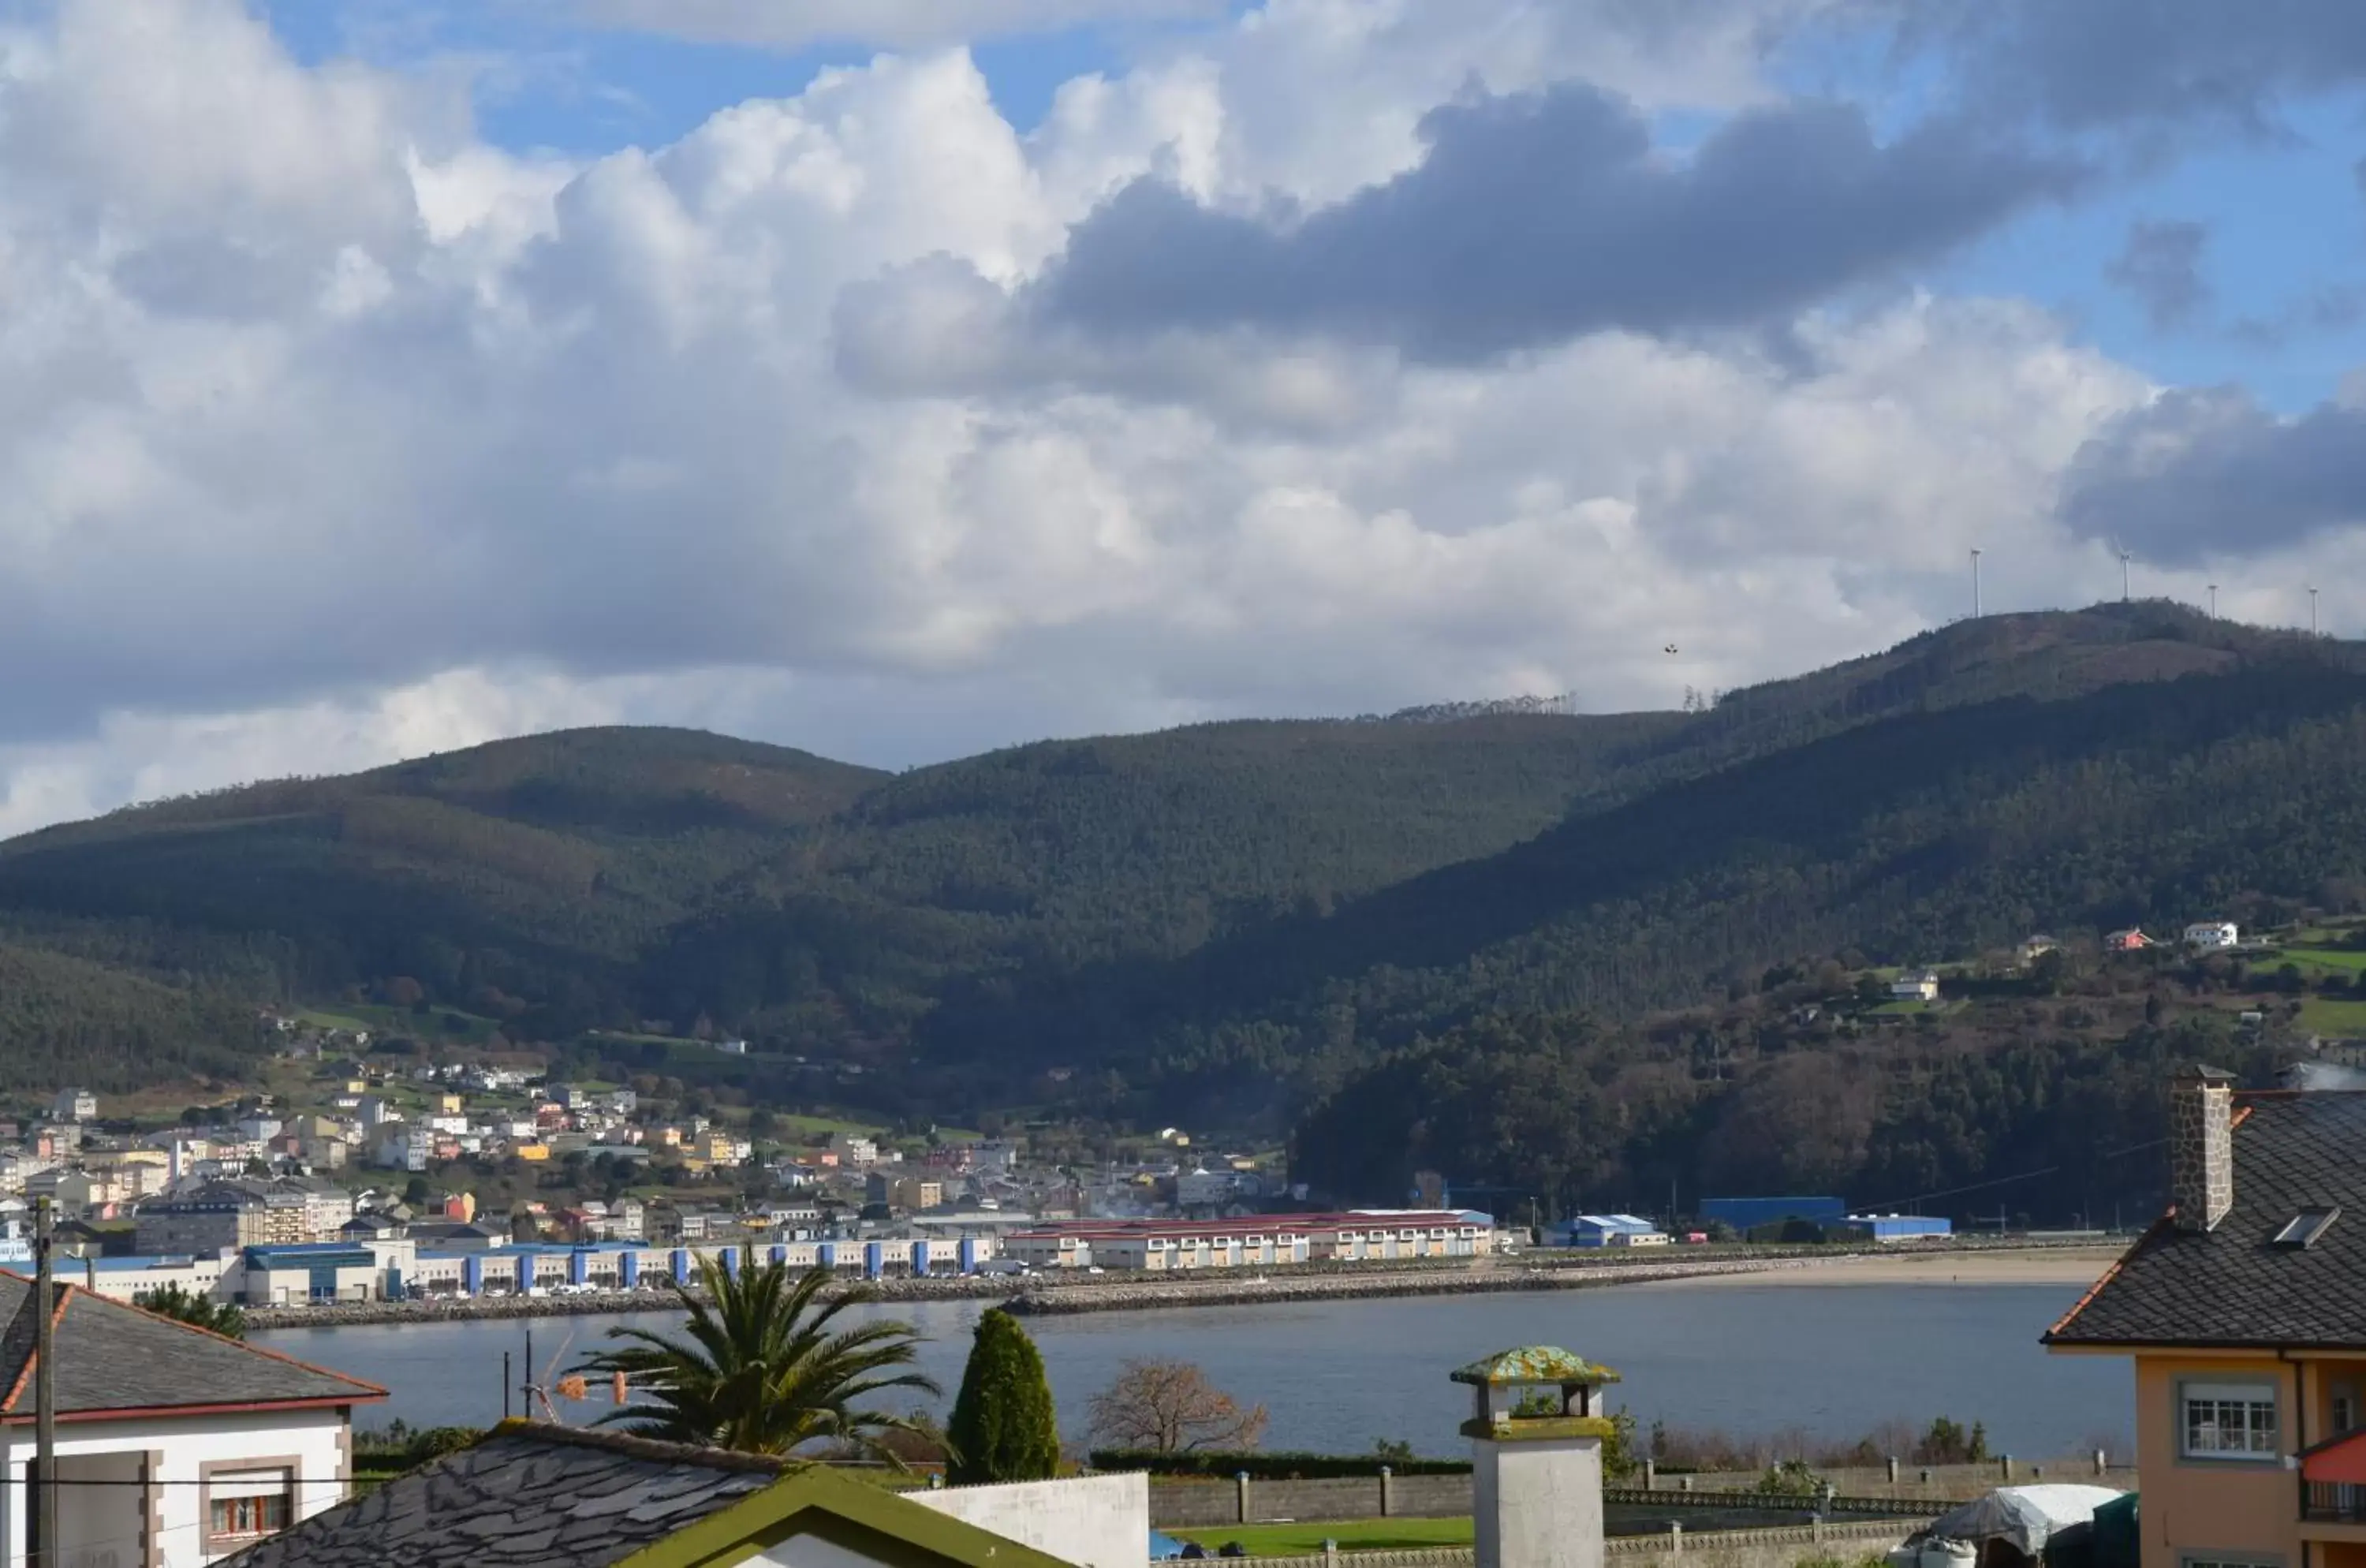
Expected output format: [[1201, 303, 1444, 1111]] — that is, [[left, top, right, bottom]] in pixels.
[[1023, 85, 2083, 360], [0, 0, 2234, 835], [1901, 0, 2366, 129], [550, 0, 1221, 52], [2106, 218, 2211, 329], [2061, 389, 2366, 566]]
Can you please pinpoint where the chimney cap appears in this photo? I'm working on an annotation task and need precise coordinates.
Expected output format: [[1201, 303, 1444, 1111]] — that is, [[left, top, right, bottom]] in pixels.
[[1450, 1346, 1621, 1388], [2176, 1064, 2235, 1085]]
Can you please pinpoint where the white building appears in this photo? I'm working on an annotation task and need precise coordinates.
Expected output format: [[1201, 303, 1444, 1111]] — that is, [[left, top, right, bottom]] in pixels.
[[1889, 970, 1941, 1002], [0, 1269, 385, 1566], [48, 1090, 95, 1125], [2184, 920, 2240, 950], [1174, 1168, 1239, 1209]]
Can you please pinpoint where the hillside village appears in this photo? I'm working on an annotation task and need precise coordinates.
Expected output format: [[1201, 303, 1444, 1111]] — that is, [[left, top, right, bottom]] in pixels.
[[0, 905, 2346, 1318]]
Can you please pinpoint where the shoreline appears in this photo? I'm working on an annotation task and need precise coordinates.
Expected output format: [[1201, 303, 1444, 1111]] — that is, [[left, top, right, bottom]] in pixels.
[[246, 1240, 2121, 1332]]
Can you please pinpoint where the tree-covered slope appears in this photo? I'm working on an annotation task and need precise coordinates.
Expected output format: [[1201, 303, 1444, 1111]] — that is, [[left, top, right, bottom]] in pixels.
[[913, 626, 2366, 1116], [4, 602, 2361, 1107], [0, 728, 888, 1040]]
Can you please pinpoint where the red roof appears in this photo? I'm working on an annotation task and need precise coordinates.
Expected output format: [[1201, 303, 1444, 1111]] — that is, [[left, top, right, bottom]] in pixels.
[[1009, 1210, 1481, 1241]]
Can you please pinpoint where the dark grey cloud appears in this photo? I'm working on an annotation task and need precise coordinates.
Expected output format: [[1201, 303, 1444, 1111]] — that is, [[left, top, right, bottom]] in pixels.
[[2061, 389, 2366, 565], [1029, 84, 2084, 361], [2105, 219, 2209, 329], [1902, 0, 2366, 129]]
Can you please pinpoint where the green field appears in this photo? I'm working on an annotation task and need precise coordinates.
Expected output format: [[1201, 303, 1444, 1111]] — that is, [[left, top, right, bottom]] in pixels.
[[2299, 996, 2366, 1036], [300, 1003, 504, 1044], [2282, 946, 2366, 975], [1170, 1519, 1473, 1556]]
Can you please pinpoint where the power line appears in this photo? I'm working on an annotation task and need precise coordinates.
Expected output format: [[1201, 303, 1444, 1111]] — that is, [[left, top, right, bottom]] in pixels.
[[1856, 1135, 2168, 1213]]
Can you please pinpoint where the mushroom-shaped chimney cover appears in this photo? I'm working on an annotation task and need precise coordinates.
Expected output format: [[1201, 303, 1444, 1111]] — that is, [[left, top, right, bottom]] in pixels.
[[1450, 1347, 1621, 1389], [1451, 1346, 1621, 1442]]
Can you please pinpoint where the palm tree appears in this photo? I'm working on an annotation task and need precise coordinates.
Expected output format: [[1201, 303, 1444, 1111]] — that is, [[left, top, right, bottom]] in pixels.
[[573, 1256, 941, 1459]]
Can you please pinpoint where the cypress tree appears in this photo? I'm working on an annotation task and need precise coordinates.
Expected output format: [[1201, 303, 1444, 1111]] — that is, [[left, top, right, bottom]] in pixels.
[[946, 1308, 1060, 1484]]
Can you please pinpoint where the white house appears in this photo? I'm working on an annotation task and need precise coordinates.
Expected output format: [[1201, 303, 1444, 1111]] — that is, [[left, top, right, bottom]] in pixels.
[[48, 1091, 95, 1126], [0, 1269, 385, 1566], [1890, 969, 1941, 1002], [2184, 920, 2240, 949]]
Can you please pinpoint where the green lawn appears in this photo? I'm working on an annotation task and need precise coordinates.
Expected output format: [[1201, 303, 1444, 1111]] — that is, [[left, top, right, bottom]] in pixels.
[[2283, 946, 2366, 975], [2300, 996, 2366, 1035], [299, 1002, 504, 1043], [1170, 1520, 1473, 1557]]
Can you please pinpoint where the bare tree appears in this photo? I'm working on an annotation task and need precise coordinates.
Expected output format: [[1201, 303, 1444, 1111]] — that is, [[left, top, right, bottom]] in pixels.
[[1086, 1359, 1270, 1453]]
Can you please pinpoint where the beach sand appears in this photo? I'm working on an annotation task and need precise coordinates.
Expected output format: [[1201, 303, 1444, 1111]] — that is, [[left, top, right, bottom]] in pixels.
[[1648, 1245, 2125, 1290]]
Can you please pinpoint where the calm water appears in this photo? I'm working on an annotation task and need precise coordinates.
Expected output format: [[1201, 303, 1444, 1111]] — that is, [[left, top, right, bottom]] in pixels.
[[261, 1282, 2131, 1458]]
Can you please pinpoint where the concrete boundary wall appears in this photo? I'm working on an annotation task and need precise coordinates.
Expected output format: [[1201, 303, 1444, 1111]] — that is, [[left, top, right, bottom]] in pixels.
[[1252, 1518, 1915, 1568], [1149, 1470, 1986, 1527]]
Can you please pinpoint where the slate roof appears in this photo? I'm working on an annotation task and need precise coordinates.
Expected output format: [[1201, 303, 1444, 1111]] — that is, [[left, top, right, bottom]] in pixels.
[[225, 1425, 793, 1568], [2047, 1092, 2366, 1349], [0, 1273, 385, 1418]]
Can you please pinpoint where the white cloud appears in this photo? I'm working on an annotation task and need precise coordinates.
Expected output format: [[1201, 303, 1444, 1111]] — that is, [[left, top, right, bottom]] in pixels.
[[0, 0, 2232, 836], [552, 0, 1223, 52]]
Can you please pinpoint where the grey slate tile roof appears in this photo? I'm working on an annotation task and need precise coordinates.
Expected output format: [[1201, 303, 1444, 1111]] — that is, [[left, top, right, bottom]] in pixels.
[[0, 1273, 385, 1417], [2047, 1092, 2366, 1348], [224, 1424, 793, 1568]]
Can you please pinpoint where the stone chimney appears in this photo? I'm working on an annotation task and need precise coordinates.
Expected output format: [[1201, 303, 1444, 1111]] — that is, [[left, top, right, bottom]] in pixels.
[[2170, 1066, 2234, 1234]]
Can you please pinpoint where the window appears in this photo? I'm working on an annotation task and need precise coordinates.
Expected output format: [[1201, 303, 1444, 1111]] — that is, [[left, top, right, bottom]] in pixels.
[[2274, 1208, 2340, 1249], [2182, 1383, 2280, 1460], [206, 1466, 295, 1544], [211, 1494, 290, 1539]]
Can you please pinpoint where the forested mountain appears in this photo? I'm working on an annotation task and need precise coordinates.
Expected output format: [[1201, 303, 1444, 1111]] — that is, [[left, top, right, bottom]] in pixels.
[[2, 601, 2360, 1164]]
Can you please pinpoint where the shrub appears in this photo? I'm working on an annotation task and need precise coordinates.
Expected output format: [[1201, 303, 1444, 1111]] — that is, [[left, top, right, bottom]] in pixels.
[[946, 1309, 1059, 1484]]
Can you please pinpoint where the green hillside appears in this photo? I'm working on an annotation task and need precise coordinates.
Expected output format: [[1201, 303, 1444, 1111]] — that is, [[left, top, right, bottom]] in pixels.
[[2, 600, 2361, 1142], [0, 728, 887, 1043]]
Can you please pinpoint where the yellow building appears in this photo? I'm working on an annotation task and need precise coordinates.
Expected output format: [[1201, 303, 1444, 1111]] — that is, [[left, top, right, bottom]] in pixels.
[[514, 1143, 551, 1163], [2049, 1066, 2366, 1568]]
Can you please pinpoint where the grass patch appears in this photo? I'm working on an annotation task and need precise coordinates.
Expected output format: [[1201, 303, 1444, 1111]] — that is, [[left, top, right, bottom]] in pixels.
[[1171, 1520, 1473, 1557], [2300, 997, 2366, 1036], [2283, 946, 2366, 975]]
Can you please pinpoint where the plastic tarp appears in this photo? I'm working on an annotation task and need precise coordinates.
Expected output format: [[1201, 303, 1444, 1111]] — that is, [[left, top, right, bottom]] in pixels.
[[1917, 1486, 2128, 1555]]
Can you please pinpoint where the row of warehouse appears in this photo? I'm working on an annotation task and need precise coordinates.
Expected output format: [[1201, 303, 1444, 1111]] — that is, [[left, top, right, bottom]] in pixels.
[[57, 1208, 1500, 1306]]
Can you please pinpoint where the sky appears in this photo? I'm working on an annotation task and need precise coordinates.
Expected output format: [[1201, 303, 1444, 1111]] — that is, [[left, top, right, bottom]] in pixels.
[[7, 0, 2366, 831]]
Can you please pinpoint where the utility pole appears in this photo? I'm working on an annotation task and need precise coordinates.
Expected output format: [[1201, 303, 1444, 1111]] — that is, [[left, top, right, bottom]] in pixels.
[[34, 1197, 56, 1568], [1970, 548, 1983, 618]]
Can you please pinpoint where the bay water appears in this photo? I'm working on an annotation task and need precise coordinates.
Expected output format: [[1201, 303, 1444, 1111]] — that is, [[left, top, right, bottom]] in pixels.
[[262, 1280, 2130, 1458]]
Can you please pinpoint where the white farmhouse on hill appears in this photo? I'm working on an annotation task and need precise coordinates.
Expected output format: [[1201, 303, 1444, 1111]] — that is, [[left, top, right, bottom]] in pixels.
[[0, 1270, 384, 1566], [1889, 970, 1940, 1002], [2183, 920, 2240, 950]]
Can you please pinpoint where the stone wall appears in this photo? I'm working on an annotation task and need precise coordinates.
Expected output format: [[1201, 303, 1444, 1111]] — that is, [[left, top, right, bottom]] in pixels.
[[1150, 1475, 1479, 1527], [1642, 1457, 2136, 1503], [1249, 1519, 1914, 1568], [1147, 1457, 2129, 1525]]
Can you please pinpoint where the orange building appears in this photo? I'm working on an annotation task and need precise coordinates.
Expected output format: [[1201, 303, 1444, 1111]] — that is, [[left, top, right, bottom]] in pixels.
[[2049, 1066, 2366, 1568]]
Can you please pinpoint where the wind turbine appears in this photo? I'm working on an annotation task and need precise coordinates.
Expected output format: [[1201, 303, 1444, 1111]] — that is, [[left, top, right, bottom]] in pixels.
[[2108, 539, 2132, 603], [2310, 585, 2320, 637], [1970, 548, 1983, 618], [2207, 584, 2218, 618]]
